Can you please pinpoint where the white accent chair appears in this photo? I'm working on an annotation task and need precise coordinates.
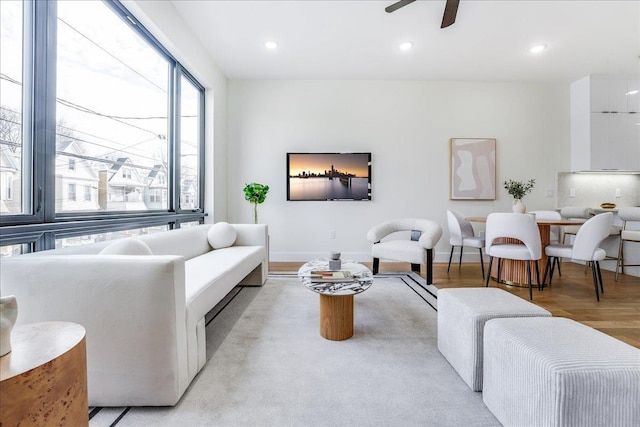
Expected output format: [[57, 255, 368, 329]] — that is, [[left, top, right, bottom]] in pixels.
[[484, 213, 542, 300], [615, 207, 640, 281], [446, 210, 485, 279], [367, 218, 442, 285], [543, 212, 613, 301]]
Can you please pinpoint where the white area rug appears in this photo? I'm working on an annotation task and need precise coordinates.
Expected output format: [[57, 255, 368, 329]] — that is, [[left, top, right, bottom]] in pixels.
[[90, 274, 499, 427]]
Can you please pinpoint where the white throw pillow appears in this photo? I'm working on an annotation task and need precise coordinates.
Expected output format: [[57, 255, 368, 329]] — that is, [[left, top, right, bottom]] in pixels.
[[99, 238, 153, 255], [207, 222, 237, 249]]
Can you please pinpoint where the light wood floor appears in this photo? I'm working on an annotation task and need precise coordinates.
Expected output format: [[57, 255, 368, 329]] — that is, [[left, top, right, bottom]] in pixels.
[[270, 261, 640, 348]]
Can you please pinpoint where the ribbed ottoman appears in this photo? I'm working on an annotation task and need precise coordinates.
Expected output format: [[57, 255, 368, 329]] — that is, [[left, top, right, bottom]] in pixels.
[[437, 288, 551, 391], [483, 317, 640, 427]]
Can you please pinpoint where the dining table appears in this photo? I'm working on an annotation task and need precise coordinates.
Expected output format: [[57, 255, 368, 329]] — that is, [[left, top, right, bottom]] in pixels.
[[467, 216, 585, 286]]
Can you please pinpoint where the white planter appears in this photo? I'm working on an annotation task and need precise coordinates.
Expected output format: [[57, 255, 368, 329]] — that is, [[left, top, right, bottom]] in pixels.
[[0, 295, 18, 356], [512, 199, 526, 214]]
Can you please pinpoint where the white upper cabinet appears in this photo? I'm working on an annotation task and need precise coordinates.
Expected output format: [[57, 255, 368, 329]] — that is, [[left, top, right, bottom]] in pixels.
[[589, 76, 637, 113], [627, 79, 640, 113], [571, 75, 640, 171]]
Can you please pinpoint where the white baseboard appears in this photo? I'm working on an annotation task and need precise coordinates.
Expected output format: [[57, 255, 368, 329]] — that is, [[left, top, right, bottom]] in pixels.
[[269, 252, 639, 277], [269, 251, 482, 263]]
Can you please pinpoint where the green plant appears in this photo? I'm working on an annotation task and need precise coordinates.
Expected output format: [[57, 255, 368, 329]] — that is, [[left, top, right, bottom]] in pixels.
[[243, 182, 269, 224], [503, 179, 535, 200]]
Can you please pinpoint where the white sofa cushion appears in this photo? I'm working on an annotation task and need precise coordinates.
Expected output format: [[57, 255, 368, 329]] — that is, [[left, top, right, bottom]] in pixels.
[[184, 246, 265, 322], [99, 238, 153, 255], [137, 226, 212, 261], [207, 222, 237, 249]]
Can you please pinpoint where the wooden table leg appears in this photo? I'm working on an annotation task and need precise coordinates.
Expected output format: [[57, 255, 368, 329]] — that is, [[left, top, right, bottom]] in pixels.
[[319, 294, 354, 341]]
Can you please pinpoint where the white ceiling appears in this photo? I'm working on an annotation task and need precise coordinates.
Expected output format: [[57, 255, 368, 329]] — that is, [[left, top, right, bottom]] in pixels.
[[170, 0, 640, 82]]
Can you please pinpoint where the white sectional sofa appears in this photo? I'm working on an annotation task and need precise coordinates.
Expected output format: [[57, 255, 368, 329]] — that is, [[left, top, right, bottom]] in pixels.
[[0, 223, 268, 407]]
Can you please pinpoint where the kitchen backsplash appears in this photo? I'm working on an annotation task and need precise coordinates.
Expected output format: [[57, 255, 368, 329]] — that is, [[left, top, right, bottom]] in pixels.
[[557, 172, 640, 209]]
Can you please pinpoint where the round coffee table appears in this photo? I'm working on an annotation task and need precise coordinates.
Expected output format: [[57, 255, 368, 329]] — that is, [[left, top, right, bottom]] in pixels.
[[298, 259, 374, 341]]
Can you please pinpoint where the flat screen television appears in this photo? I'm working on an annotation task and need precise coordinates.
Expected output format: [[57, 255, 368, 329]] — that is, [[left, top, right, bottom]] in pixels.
[[287, 152, 371, 201]]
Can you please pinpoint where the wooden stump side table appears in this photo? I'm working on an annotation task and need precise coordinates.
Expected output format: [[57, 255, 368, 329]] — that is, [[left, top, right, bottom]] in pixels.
[[0, 321, 88, 427]]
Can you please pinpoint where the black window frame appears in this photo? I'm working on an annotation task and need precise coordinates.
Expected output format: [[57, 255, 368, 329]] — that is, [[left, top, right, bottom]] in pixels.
[[0, 0, 206, 251]]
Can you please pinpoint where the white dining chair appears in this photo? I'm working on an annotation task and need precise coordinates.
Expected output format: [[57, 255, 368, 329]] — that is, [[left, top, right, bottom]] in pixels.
[[484, 213, 542, 300], [446, 210, 485, 279], [543, 212, 613, 301], [615, 207, 640, 282], [560, 207, 593, 244], [561, 206, 620, 272], [529, 210, 562, 276]]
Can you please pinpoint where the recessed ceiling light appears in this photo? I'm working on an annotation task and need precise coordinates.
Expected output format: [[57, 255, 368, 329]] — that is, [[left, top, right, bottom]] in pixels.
[[265, 41, 278, 49], [399, 41, 413, 51], [528, 44, 547, 54], [626, 90, 639, 95]]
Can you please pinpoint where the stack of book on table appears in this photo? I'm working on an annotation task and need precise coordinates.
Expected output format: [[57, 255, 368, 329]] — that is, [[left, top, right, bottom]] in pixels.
[[308, 270, 354, 283]]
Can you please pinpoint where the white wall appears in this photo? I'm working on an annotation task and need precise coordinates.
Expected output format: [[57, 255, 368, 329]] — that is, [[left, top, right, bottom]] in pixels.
[[125, 0, 228, 223], [227, 80, 570, 262]]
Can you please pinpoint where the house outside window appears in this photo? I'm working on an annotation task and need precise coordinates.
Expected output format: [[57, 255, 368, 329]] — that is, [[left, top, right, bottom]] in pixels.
[[150, 189, 161, 203], [2, 175, 14, 201], [68, 183, 76, 201]]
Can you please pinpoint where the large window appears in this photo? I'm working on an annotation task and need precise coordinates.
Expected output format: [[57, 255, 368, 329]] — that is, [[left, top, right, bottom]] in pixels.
[[55, 224, 170, 249], [180, 75, 202, 211], [56, 0, 169, 213], [0, 0, 24, 215], [0, 0, 205, 252]]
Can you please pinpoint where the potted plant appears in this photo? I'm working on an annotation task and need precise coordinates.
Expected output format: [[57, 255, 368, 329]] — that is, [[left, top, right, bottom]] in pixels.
[[504, 179, 535, 213], [243, 182, 269, 224]]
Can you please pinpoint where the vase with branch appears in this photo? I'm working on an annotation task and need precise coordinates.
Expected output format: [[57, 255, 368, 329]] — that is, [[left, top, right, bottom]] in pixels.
[[243, 182, 269, 224], [504, 179, 535, 213]]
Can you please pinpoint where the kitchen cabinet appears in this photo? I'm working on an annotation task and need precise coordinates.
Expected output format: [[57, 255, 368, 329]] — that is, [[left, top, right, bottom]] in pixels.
[[627, 79, 640, 113], [571, 75, 640, 171], [589, 76, 629, 113]]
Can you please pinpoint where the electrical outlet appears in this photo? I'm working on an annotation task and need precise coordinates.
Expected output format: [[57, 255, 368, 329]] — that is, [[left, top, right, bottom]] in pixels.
[[545, 189, 554, 198], [329, 230, 336, 239], [570, 188, 576, 197], [615, 188, 622, 198]]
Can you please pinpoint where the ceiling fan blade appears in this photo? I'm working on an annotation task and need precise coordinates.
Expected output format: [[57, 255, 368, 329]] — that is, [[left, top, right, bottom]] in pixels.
[[385, 0, 417, 14], [441, 0, 460, 28]]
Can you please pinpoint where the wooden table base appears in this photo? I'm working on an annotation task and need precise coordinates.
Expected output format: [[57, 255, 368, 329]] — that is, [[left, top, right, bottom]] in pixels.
[[0, 322, 88, 427], [319, 294, 354, 341], [490, 224, 551, 286]]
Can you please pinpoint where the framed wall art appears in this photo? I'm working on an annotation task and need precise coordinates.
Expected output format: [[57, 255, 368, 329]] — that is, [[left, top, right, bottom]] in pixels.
[[449, 138, 496, 200]]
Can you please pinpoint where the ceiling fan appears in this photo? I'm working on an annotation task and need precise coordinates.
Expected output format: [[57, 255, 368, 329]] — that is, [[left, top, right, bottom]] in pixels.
[[385, 0, 460, 29]]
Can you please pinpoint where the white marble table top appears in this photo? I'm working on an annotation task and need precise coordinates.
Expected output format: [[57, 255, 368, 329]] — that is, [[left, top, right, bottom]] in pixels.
[[298, 259, 374, 296]]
